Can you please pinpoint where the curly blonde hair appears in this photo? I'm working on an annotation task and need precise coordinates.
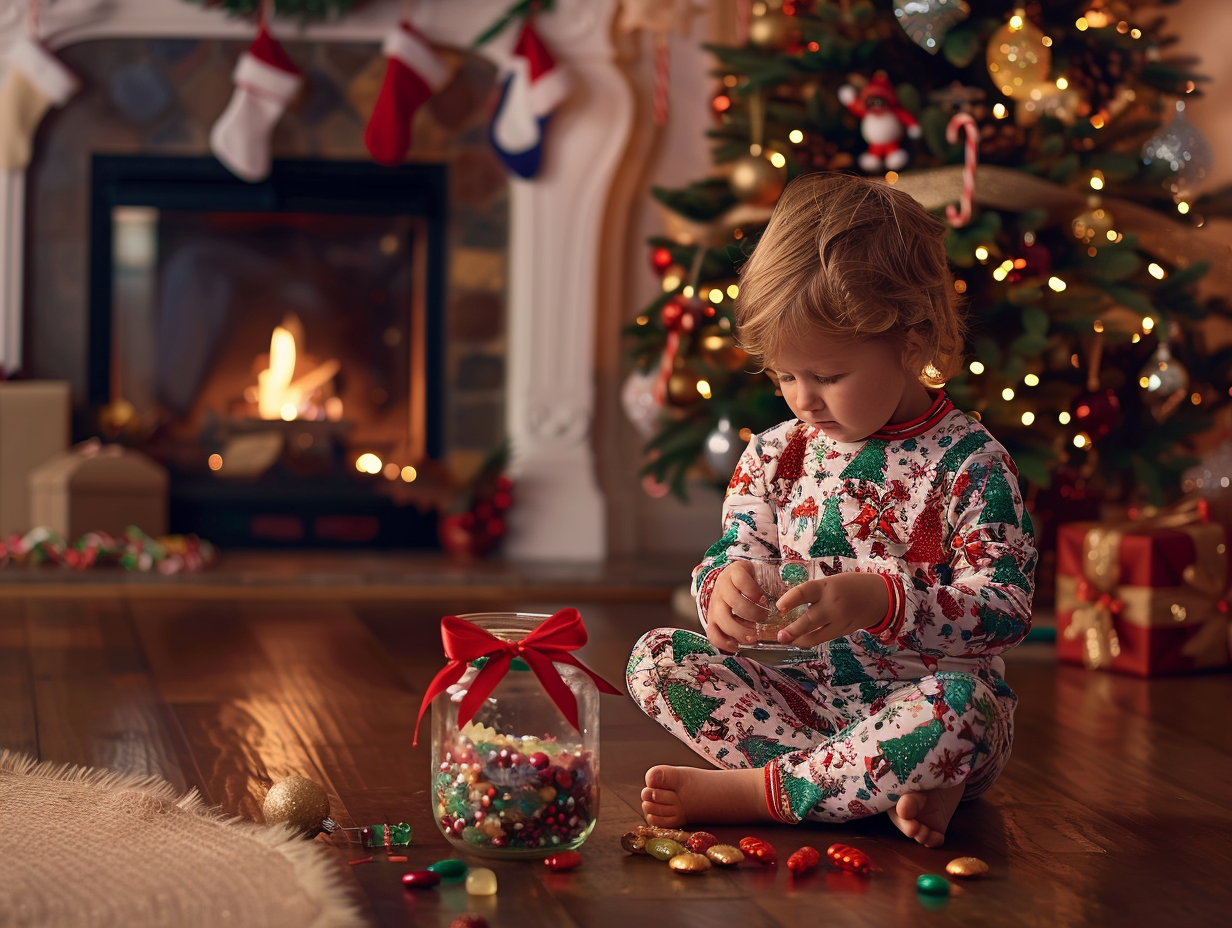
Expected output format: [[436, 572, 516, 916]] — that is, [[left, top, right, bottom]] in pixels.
[[735, 173, 965, 387]]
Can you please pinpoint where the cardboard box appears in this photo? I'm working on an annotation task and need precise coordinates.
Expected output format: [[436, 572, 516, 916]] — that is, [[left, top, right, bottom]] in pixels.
[[30, 443, 168, 540], [1055, 519, 1232, 676], [0, 381, 70, 536]]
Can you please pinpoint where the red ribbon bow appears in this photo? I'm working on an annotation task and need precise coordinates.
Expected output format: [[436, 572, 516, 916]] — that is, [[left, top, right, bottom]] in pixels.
[[413, 608, 622, 745]]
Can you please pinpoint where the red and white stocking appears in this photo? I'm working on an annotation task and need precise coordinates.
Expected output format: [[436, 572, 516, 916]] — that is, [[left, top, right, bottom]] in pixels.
[[209, 26, 302, 182], [364, 21, 448, 167], [0, 37, 78, 172]]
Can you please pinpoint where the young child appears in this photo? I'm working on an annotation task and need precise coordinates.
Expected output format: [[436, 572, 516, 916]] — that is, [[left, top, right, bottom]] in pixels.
[[626, 173, 1036, 848]]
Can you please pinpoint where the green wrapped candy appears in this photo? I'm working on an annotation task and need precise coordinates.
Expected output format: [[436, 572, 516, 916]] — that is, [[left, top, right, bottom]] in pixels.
[[428, 858, 468, 881], [646, 837, 686, 861], [916, 874, 951, 895]]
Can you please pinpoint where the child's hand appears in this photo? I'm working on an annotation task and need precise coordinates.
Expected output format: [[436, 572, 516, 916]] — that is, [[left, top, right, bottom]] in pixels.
[[705, 561, 770, 652], [773, 573, 888, 649]]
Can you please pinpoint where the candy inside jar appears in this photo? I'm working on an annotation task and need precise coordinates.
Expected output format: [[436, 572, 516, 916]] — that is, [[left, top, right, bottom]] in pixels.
[[430, 613, 602, 859]]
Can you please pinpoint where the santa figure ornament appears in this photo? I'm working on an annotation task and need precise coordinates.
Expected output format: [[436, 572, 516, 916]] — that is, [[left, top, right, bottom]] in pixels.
[[489, 19, 570, 179], [838, 73, 921, 172], [210, 24, 302, 182], [364, 21, 449, 166]]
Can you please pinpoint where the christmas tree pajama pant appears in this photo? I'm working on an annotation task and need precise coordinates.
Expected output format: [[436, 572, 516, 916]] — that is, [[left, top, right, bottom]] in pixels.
[[626, 628, 1015, 824]]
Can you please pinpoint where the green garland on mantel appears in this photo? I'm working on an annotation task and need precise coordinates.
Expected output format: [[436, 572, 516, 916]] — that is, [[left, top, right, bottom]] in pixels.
[[186, 0, 363, 22]]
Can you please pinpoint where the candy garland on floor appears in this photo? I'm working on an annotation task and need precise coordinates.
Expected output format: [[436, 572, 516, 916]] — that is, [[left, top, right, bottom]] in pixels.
[[0, 526, 215, 573]]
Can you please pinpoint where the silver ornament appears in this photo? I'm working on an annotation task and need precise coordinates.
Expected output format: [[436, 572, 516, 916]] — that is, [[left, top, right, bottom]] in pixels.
[[703, 417, 744, 479], [1142, 101, 1213, 199], [894, 0, 970, 54], [621, 367, 662, 438], [1139, 342, 1189, 398]]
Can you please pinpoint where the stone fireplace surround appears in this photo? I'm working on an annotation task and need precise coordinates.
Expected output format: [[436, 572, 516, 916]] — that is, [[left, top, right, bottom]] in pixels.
[[0, 0, 626, 562]]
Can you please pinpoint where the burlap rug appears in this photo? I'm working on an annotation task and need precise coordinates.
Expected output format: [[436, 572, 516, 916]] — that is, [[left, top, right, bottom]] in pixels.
[[0, 752, 365, 928]]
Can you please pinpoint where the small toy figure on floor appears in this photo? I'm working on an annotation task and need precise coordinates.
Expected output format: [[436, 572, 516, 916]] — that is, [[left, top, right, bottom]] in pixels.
[[626, 174, 1036, 848]]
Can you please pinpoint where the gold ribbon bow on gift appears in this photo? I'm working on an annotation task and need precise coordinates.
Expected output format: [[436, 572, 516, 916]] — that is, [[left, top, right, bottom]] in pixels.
[[1065, 498, 1232, 669], [1065, 526, 1124, 669]]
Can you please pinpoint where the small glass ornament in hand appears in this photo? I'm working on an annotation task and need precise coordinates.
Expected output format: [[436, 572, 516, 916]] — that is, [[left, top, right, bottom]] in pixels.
[[740, 557, 820, 665], [431, 613, 601, 858]]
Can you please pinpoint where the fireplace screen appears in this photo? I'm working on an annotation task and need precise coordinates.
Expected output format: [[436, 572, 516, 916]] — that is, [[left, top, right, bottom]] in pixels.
[[90, 156, 446, 547]]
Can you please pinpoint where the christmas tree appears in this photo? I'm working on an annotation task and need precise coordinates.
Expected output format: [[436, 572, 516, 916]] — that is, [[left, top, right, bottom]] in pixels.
[[623, 0, 1230, 515]]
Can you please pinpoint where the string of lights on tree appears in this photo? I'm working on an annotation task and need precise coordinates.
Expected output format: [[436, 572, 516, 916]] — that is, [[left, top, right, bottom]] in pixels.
[[622, 0, 1232, 514]]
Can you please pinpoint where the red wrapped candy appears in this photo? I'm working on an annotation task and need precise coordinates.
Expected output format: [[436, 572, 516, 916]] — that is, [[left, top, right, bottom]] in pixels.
[[826, 843, 872, 876], [685, 831, 718, 854], [544, 850, 583, 871], [738, 836, 778, 867], [786, 846, 821, 874]]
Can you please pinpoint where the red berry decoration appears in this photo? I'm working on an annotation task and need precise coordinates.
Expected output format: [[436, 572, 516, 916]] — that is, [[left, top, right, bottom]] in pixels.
[[651, 246, 674, 272], [544, 850, 583, 871], [826, 843, 872, 876], [738, 836, 778, 867], [787, 846, 821, 874], [685, 831, 718, 854]]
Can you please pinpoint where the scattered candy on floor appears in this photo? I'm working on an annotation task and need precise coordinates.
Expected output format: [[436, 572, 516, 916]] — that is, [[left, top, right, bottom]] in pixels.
[[544, 850, 583, 871], [916, 874, 951, 896], [347, 857, 373, 866], [826, 843, 872, 876], [449, 916, 489, 928], [427, 859, 468, 881], [705, 844, 744, 866], [620, 832, 648, 854], [685, 831, 718, 853], [646, 837, 686, 861], [667, 852, 710, 873], [465, 867, 498, 896], [946, 856, 989, 878], [738, 836, 778, 867], [786, 846, 821, 875], [401, 870, 441, 889]]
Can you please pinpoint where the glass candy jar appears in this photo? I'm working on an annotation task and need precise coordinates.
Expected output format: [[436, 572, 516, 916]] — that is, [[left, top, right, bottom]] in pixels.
[[430, 613, 601, 858]]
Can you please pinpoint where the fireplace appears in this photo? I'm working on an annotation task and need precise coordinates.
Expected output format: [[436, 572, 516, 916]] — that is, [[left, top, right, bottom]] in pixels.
[[89, 155, 446, 547], [1, 0, 630, 560]]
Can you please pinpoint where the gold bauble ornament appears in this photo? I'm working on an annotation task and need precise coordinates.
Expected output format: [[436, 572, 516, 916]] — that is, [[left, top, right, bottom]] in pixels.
[[747, 8, 799, 50], [986, 9, 1051, 100], [729, 151, 787, 206], [1071, 196, 1115, 245], [666, 367, 704, 406], [262, 776, 331, 837]]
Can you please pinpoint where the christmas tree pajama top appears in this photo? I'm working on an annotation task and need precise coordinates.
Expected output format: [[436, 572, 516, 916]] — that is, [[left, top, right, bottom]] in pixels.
[[626, 393, 1037, 824]]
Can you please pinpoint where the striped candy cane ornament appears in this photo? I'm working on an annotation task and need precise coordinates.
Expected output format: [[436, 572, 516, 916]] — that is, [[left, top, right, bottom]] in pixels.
[[945, 112, 979, 227]]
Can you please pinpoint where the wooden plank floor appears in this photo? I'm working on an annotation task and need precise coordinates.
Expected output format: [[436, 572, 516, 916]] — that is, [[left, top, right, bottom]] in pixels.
[[3, 592, 1231, 927]]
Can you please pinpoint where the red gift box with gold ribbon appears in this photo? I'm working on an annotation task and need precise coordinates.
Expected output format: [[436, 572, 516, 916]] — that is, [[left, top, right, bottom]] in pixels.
[[1055, 511, 1232, 676]]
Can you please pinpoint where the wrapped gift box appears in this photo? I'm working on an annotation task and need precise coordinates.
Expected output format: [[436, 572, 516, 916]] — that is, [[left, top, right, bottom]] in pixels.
[[29, 442, 168, 541], [0, 381, 70, 536], [1056, 519, 1231, 676]]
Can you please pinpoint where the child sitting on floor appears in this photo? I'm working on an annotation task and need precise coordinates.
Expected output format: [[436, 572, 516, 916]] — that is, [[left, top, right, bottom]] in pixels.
[[625, 173, 1036, 848]]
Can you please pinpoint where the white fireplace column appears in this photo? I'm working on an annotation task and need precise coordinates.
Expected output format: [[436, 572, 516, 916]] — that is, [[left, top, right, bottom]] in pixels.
[[0, 0, 627, 562]]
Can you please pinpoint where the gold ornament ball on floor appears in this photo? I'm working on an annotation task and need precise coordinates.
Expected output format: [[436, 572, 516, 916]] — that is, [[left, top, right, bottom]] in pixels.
[[729, 152, 787, 206], [262, 776, 331, 836]]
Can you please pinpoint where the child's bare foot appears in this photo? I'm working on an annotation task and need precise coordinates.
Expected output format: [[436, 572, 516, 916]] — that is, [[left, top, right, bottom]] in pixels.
[[640, 765, 772, 828], [887, 784, 965, 848]]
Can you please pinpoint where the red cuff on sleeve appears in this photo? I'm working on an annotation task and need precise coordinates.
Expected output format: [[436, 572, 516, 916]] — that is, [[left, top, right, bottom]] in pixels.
[[865, 573, 904, 641]]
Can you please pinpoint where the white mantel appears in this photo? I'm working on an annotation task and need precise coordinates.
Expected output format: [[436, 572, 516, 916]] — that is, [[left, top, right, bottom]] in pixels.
[[0, 0, 628, 561]]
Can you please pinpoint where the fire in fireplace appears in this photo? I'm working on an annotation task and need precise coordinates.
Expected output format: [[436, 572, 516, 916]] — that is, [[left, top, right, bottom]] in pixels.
[[89, 155, 446, 548]]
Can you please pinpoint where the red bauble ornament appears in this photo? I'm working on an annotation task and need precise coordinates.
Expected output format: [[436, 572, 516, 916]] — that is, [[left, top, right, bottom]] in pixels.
[[1071, 388, 1121, 441], [660, 296, 697, 333], [651, 246, 673, 273]]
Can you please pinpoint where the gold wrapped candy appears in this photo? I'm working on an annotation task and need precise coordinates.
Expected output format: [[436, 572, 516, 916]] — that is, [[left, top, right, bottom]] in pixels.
[[945, 856, 989, 878], [705, 844, 745, 866], [668, 852, 711, 873], [620, 832, 648, 855]]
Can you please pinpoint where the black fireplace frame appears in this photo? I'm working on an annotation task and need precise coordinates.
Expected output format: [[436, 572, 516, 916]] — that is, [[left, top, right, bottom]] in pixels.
[[87, 155, 450, 548]]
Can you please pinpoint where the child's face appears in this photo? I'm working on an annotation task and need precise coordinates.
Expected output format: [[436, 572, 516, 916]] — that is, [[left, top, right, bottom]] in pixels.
[[768, 330, 932, 442]]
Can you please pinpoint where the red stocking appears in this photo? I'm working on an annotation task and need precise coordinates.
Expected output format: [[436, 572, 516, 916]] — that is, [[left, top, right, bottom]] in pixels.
[[364, 21, 448, 167]]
